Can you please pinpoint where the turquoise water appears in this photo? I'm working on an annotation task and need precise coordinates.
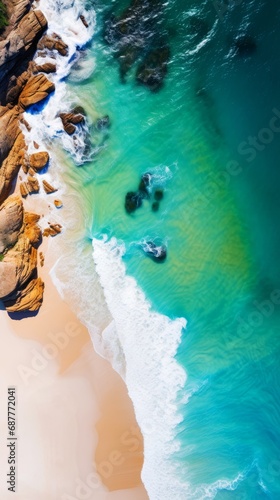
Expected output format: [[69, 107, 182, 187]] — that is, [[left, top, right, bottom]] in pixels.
[[63, 0, 280, 497]]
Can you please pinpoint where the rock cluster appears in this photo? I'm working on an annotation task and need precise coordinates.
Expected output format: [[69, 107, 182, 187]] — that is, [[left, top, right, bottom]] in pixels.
[[104, 0, 170, 90], [0, 197, 44, 311], [37, 32, 69, 56], [125, 172, 164, 214], [0, 0, 68, 312]]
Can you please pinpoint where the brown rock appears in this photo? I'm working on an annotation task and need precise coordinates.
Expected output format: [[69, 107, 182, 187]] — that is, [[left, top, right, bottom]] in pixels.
[[27, 176, 40, 194], [24, 212, 41, 246], [39, 251, 44, 267], [4, 277, 44, 312], [59, 111, 85, 135], [20, 182, 29, 198], [19, 74, 55, 109], [33, 141, 39, 149], [80, 15, 89, 28], [0, 195, 23, 253], [54, 199, 63, 208], [36, 62, 57, 74], [42, 179, 57, 194], [20, 116, 31, 131], [37, 33, 68, 56], [0, 262, 18, 298], [0, 112, 27, 204], [0, 10, 47, 85], [29, 151, 49, 170], [43, 223, 62, 237]]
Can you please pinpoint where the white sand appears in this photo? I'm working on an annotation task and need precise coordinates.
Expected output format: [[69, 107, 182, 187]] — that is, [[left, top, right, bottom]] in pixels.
[[0, 235, 148, 500]]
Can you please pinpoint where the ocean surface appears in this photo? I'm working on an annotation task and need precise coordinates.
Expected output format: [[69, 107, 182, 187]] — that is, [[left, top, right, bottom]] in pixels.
[[27, 0, 280, 498]]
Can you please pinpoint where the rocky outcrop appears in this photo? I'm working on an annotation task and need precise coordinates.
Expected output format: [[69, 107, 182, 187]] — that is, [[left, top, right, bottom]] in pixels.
[[0, 0, 64, 313], [4, 277, 44, 312], [0, 196, 44, 311], [0, 115, 26, 204], [0, 6, 47, 90], [136, 46, 170, 91]]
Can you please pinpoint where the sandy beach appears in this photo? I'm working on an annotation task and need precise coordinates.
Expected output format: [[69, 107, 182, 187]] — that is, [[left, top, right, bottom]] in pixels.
[[0, 233, 148, 500]]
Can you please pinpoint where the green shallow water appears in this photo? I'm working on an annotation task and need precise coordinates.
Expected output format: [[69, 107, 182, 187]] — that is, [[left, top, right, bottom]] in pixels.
[[63, 0, 280, 496]]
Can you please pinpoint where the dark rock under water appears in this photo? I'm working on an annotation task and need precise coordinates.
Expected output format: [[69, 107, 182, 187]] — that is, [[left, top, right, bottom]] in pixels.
[[125, 191, 143, 213]]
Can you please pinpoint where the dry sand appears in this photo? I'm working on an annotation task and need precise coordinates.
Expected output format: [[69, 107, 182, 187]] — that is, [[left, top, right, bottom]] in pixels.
[[0, 233, 148, 500]]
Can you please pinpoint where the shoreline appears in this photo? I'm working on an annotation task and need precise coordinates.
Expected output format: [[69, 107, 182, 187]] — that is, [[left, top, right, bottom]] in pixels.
[[0, 1, 148, 498]]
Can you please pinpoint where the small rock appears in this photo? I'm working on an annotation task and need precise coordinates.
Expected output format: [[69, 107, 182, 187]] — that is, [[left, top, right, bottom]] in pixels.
[[152, 201, 159, 212], [42, 180, 57, 194], [43, 223, 62, 237], [80, 15, 89, 28], [54, 199, 63, 209], [36, 62, 57, 74], [39, 252, 45, 267], [20, 182, 29, 198], [27, 176, 40, 194], [33, 141, 39, 149]]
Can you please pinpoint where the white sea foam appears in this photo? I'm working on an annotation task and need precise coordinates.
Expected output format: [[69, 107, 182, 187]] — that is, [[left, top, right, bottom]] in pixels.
[[22, 0, 96, 164], [92, 235, 189, 498]]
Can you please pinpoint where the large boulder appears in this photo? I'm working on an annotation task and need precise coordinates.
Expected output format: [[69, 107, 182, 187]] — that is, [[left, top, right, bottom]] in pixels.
[[29, 151, 49, 171], [0, 9, 47, 82], [0, 195, 23, 253], [19, 73, 55, 109]]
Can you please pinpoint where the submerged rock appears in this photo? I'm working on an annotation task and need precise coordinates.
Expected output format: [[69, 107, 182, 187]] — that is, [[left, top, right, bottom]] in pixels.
[[104, 0, 164, 81], [136, 46, 170, 91], [125, 191, 143, 213], [152, 201, 159, 212], [154, 188, 163, 201], [96, 115, 110, 130], [142, 240, 167, 262], [232, 35, 256, 57], [96, 115, 111, 130]]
